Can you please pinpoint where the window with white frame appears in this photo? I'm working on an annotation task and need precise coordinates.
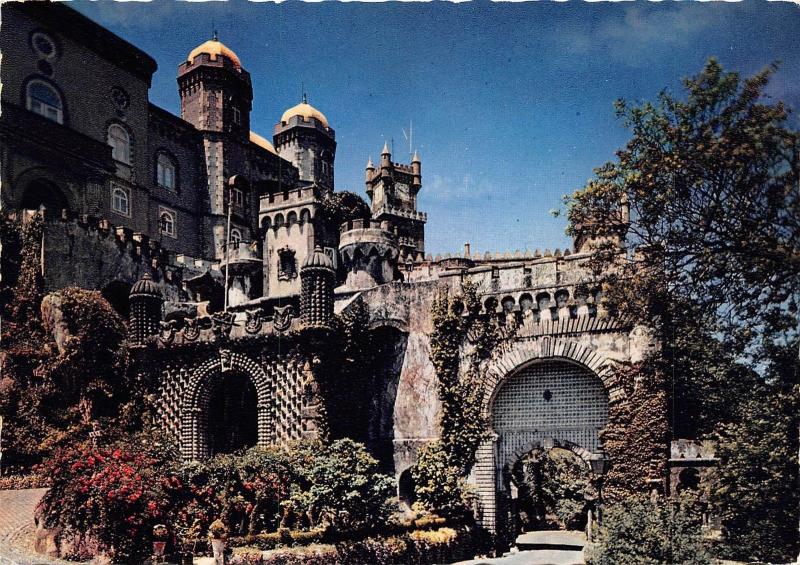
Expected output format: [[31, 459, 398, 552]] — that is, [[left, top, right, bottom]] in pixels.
[[156, 153, 176, 190], [230, 228, 242, 245], [26, 80, 63, 124], [159, 207, 177, 238], [233, 187, 244, 207], [111, 184, 130, 216], [108, 124, 131, 164]]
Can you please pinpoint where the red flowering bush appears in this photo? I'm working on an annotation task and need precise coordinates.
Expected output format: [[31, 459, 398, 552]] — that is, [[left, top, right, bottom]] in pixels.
[[38, 442, 173, 561], [169, 447, 294, 539]]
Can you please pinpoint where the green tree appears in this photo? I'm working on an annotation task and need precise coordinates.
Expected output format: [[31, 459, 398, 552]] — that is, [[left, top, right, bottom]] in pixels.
[[567, 58, 800, 561], [706, 314, 799, 563], [567, 58, 799, 339], [586, 494, 711, 565], [412, 441, 473, 520], [285, 439, 396, 532]]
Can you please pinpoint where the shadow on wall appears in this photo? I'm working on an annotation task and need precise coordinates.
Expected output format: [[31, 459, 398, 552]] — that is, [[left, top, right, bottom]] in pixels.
[[367, 325, 409, 475]]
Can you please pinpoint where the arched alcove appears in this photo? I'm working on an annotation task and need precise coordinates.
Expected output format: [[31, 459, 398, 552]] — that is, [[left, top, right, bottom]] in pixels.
[[20, 179, 68, 220]]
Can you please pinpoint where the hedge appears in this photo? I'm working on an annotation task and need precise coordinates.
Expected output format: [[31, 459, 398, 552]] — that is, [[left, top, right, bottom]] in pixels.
[[229, 526, 489, 564]]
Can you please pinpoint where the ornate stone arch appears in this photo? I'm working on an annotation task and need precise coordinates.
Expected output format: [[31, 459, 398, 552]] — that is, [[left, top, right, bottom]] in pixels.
[[480, 336, 623, 415], [501, 437, 595, 470], [473, 336, 623, 538], [180, 350, 272, 460]]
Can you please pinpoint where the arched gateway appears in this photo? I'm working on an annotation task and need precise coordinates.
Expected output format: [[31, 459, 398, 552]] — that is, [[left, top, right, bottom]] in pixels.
[[180, 351, 272, 460], [473, 337, 620, 539]]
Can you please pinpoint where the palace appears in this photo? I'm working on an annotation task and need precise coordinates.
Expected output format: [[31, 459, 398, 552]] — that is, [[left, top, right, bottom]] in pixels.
[[1, 2, 701, 542]]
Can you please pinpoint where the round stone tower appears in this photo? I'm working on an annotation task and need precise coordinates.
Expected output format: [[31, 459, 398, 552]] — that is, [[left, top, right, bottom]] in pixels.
[[128, 272, 163, 346], [338, 219, 399, 291], [300, 246, 336, 330]]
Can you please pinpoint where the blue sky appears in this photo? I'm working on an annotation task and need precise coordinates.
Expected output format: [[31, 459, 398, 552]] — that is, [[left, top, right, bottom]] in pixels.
[[73, 1, 800, 256]]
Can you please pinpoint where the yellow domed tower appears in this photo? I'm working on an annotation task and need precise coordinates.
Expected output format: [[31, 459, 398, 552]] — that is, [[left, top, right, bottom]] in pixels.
[[177, 34, 255, 260], [178, 34, 252, 137], [273, 94, 336, 192]]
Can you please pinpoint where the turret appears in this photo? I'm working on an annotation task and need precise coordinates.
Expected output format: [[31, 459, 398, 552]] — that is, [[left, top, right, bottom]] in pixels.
[[380, 141, 391, 178], [365, 157, 375, 197], [273, 96, 336, 192], [338, 219, 399, 290], [300, 246, 336, 330], [411, 150, 421, 189], [128, 272, 163, 346]]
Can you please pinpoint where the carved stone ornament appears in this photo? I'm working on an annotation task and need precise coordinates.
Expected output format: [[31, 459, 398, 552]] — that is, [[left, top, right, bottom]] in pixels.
[[273, 305, 294, 332], [183, 317, 201, 341], [158, 320, 177, 343], [244, 309, 263, 334], [211, 311, 235, 338], [219, 349, 232, 373]]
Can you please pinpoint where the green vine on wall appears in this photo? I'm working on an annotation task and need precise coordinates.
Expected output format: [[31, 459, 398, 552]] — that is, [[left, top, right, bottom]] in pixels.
[[429, 281, 506, 472], [599, 361, 669, 502]]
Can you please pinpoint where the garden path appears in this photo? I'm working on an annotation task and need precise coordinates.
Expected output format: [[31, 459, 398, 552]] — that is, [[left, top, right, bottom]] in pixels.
[[0, 488, 75, 565]]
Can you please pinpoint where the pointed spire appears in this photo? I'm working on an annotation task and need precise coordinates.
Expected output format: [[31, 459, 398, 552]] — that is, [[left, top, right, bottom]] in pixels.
[[366, 156, 374, 170], [302, 92, 308, 104], [412, 149, 420, 163], [381, 141, 390, 155]]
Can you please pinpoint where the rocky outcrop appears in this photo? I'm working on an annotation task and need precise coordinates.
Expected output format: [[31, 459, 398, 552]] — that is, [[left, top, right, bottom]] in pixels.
[[40, 292, 71, 355]]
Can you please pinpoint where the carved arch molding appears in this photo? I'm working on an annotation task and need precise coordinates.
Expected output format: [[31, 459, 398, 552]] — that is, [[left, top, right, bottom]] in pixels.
[[180, 351, 271, 460]]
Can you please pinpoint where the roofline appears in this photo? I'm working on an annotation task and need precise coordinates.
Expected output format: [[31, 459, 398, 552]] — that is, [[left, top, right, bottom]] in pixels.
[[10, 2, 158, 86]]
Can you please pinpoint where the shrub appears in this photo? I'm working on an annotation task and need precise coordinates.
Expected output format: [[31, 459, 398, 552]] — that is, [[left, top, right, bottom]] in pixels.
[[209, 519, 229, 539], [169, 446, 294, 539], [586, 494, 711, 565], [412, 442, 473, 520], [284, 439, 396, 532], [512, 447, 595, 530], [38, 442, 172, 562]]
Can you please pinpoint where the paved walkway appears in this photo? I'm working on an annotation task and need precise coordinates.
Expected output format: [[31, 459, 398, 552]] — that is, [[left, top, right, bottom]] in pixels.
[[456, 530, 586, 565], [0, 488, 74, 565]]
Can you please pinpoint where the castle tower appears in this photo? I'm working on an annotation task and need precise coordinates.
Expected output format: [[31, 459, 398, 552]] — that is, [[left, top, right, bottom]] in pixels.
[[300, 246, 336, 329], [365, 143, 427, 256], [128, 272, 163, 346], [273, 95, 336, 192], [338, 219, 399, 290], [178, 36, 253, 260]]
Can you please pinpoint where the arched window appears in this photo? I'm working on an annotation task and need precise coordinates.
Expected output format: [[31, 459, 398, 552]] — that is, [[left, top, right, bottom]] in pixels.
[[26, 79, 63, 124], [111, 184, 130, 216], [108, 124, 131, 164], [156, 153, 176, 190], [230, 228, 242, 245], [159, 207, 176, 238]]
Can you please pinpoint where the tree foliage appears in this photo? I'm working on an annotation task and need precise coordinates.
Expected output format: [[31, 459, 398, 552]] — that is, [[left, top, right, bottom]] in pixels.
[[0, 217, 128, 469], [568, 59, 800, 561], [706, 321, 799, 563], [282, 439, 396, 532], [512, 448, 595, 530], [586, 494, 711, 565], [568, 58, 799, 338]]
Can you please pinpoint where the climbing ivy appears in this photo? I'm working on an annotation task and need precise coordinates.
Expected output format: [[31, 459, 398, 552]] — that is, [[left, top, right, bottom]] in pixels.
[[600, 361, 669, 502], [428, 281, 504, 472]]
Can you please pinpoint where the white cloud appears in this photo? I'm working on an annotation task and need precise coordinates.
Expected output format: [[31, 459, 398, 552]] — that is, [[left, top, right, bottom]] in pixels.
[[559, 4, 717, 68]]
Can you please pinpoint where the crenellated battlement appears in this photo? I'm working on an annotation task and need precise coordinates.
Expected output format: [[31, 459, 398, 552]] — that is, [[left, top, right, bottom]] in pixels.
[[372, 204, 427, 223], [260, 187, 317, 209], [339, 218, 393, 235], [7, 210, 217, 300]]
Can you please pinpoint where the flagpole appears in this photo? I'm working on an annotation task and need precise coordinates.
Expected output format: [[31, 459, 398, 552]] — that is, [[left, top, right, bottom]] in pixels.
[[224, 177, 234, 312]]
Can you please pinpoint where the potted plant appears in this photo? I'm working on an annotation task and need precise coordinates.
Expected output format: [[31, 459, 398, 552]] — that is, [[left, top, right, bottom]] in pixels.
[[208, 519, 228, 565], [152, 524, 168, 562]]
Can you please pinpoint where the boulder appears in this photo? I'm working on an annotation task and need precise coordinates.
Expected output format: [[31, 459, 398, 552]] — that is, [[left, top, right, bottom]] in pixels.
[[40, 292, 71, 355]]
